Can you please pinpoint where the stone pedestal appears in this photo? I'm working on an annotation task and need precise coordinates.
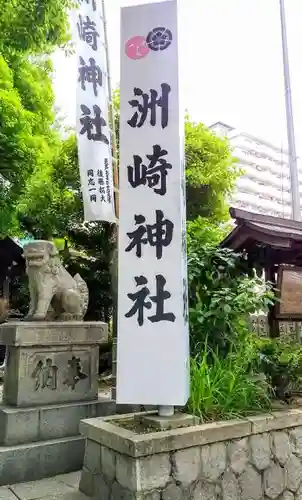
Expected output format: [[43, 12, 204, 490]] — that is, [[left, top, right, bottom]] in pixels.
[[0, 321, 115, 486]]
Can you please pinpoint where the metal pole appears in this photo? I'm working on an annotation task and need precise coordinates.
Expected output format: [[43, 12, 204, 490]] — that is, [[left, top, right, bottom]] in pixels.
[[280, 0, 300, 221], [101, 0, 119, 399], [280, 0, 301, 342]]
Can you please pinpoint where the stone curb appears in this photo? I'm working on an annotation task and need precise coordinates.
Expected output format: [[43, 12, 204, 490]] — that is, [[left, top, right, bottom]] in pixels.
[[80, 408, 302, 458]]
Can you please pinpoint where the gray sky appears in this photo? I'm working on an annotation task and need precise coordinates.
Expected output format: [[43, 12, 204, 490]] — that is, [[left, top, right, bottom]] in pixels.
[[53, 0, 302, 154]]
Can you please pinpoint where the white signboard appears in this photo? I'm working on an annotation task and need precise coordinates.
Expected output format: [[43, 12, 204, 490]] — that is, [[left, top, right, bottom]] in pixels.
[[75, 0, 115, 222], [117, 0, 189, 406]]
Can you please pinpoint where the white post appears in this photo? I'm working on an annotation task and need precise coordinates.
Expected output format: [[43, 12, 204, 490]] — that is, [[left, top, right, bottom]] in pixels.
[[158, 405, 174, 417]]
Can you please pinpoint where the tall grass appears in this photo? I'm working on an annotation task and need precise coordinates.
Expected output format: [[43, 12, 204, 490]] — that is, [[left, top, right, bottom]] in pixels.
[[187, 341, 271, 422]]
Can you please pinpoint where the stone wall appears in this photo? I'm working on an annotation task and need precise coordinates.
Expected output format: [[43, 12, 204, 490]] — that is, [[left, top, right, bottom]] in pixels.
[[79, 409, 302, 499]]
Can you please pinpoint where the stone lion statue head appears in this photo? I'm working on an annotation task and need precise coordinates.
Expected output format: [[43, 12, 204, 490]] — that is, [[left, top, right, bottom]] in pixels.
[[23, 241, 59, 269]]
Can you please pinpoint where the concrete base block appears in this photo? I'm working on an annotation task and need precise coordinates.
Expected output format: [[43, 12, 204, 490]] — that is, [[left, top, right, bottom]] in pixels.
[[0, 436, 85, 486], [0, 399, 115, 446]]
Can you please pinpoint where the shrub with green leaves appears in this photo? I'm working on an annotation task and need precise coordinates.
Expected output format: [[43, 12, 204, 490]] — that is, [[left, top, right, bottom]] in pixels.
[[257, 337, 302, 401], [188, 244, 275, 356]]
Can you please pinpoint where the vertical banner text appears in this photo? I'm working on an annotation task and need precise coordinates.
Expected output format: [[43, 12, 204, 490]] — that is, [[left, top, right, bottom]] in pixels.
[[75, 0, 115, 222], [117, 0, 189, 406]]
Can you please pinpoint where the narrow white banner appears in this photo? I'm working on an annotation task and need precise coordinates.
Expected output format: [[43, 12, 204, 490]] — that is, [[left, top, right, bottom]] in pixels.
[[75, 0, 115, 222], [117, 0, 189, 406]]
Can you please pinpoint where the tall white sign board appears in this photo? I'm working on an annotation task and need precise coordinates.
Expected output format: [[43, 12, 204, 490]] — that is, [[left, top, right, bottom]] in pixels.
[[75, 0, 115, 222], [117, 0, 189, 406]]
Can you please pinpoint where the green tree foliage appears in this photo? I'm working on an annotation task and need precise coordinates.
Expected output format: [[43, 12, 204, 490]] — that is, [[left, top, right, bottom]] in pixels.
[[18, 136, 82, 239], [0, 0, 72, 54], [0, 0, 72, 235], [184, 119, 241, 249], [185, 120, 239, 222]]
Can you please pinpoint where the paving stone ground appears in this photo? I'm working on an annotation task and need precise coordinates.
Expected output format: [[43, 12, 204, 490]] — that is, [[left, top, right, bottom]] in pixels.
[[1, 471, 88, 500]]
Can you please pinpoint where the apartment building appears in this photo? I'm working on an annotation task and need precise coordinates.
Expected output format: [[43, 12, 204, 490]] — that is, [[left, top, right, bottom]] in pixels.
[[210, 121, 302, 218]]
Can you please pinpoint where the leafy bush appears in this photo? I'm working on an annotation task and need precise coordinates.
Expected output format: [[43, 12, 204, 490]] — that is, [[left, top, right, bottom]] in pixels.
[[257, 337, 302, 401], [187, 217, 231, 249], [10, 273, 29, 316], [64, 223, 115, 323], [188, 244, 275, 356], [187, 340, 271, 421]]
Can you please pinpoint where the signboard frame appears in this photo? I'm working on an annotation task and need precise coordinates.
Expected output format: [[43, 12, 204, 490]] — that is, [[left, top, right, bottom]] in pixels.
[[276, 264, 302, 320]]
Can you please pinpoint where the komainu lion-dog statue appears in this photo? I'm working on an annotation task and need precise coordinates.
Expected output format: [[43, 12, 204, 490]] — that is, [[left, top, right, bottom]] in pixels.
[[23, 241, 89, 321]]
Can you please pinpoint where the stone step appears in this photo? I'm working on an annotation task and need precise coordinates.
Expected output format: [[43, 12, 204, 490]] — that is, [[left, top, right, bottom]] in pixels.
[[0, 436, 85, 486], [0, 398, 115, 446]]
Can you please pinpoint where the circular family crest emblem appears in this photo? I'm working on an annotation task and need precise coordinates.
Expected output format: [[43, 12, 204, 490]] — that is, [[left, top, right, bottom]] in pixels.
[[146, 27, 172, 51], [125, 36, 150, 60]]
